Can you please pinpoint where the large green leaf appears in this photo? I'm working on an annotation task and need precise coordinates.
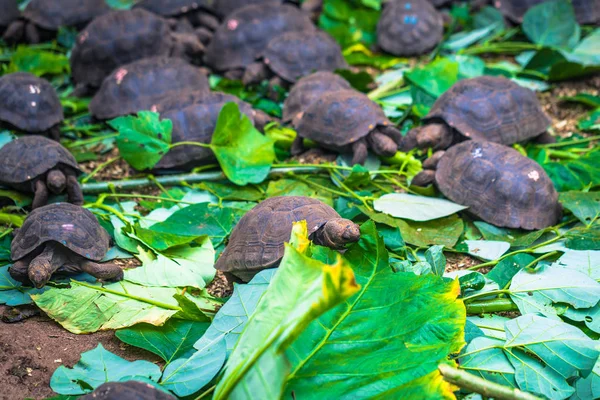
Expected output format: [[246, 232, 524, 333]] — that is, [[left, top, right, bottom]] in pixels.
[[560, 192, 600, 225], [572, 358, 600, 400], [50, 344, 162, 395], [459, 337, 517, 387], [209, 102, 275, 185], [406, 58, 459, 116], [522, 0, 580, 49], [284, 221, 465, 399], [213, 221, 360, 399], [7, 46, 70, 76], [552, 250, 600, 280], [0, 265, 45, 306], [373, 193, 468, 222], [565, 224, 600, 250]]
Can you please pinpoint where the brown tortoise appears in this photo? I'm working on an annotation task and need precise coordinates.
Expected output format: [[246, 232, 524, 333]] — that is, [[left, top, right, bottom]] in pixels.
[[0, 73, 64, 140], [89, 57, 210, 120], [399, 76, 553, 153], [0, 0, 20, 38], [412, 140, 561, 230], [10, 203, 123, 288], [293, 89, 402, 165], [80, 381, 175, 400], [215, 196, 361, 282], [377, 0, 444, 56], [496, 0, 600, 25], [0, 136, 83, 209]]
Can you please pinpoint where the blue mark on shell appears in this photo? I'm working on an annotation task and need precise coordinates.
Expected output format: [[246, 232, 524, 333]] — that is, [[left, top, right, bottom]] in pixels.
[[404, 15, 418, 25], [405, 2, 412, 9], [62, 240, 67, 245], [86, 253, 90, 258]]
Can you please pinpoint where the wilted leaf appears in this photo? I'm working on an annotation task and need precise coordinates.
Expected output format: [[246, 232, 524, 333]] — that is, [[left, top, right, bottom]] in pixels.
[[373, 193, 468, 221]]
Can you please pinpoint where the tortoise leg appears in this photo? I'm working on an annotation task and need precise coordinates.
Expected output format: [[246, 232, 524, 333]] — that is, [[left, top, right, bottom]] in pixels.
[[351, 138, 369, 165], [195, 27, 213, 46], [223, 69, 245, 81], [24, 22, 40, 44], [252, 109, 272, 132], [194, 11, 220, 31], [534, 131, 556, 145], [79, 260, 124, 282], [378, 124, 403, 145], [268, 76, 288, 101], [9, 257, 33, 285], [242, 62, 272, 86], [47, 125, 61, 141], [422, 150, 446, 170], [66, 170, 84, 206], [2, 20, 25, 44], [71, 83, 92, 98], [290, 135, 305, 156], [399, 127, 421, 152], [27, 243, 68, 288], [171, 33, 205, 62], [367, 129, 398, 157], [416, 123, 454, 150], [411, 170, 436, 187], [31, 179, 49, 209]]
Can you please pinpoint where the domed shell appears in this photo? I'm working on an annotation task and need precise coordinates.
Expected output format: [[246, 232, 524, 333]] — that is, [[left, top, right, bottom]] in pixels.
[[283, 71, 351, 126], [377, 0, 444, 56], [496, 0, 600, 24], [11, 202, 110, 261], [134, 0, 212, 17], [436, 140, 561, 230], [215, 196, 342, 281], [155, 93, 255, 170], [263, 30, 347, 83], [212, 0, 282, 17], [297, 89, 391, 147], [0, 0, 20, 28], [204, 3, 315, 72], [90, 57, 210, 120], [23, 0, 110, 30], [80, 381, 176, 400], [0, 135, 81, 186], [70, 9, 173, 88], [0, 73, 64, 132], [426, 76, 550, 145]]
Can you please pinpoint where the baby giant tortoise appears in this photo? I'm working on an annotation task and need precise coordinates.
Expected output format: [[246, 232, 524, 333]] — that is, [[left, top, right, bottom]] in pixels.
[[10, 203, 123, 288], [80, 381, 175, 400], [215, 196, 361, 282], [377, 0, 444, 56], [400, 76, 552, 152], [496, 0, 600, 25], [294, 89, 402, 165], [70, 9, 205, 95], [243, 29, 347, 88], [0, 0, 20, 38], [0, 136, 83, 209], [90, 57, 210, 120], [413, 140, 561, 230], [3, 0, 110, 44], [0, 73, 64, 140], [283, 71, 351, 127]]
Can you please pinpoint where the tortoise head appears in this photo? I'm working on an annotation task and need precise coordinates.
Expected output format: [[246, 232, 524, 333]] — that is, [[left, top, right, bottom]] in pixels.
[[28, 260, 52, 289], [320, 218, 361, 249], [46, 169, 66, 194]]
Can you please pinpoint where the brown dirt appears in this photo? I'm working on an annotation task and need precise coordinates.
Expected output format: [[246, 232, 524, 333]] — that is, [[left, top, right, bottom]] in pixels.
[[0, 305, 162, 400]]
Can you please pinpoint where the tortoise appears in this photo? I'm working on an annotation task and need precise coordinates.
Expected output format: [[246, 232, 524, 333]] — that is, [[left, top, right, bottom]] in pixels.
[[2, 0, 110, 44], [495, 0, 600, 25], [242, 29, 348, 88], [377, 0, 444, 56], [0, 73, 64, 141], [80, 381, 175, 400], [70, 9, 205, 96], [89, 57, 210, 120], [283, 71, 351, 127], [215, 196, 361, 282], [399, 76, 553, 153], [0, 0, 20, 38], [204, 3, 315, 80], [0, 136, 83, 209], [293, 89, 402, 165], [412, 140, 561, 230], [10, 202, 123, 288]]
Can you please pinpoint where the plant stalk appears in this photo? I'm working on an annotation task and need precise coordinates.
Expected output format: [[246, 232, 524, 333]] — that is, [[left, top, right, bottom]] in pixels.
[[465, 298, 519, 314]]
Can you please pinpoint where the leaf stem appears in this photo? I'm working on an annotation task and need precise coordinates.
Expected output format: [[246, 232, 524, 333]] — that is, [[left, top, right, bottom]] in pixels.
[[84, 202, 130, 225], [169, 141, 211, 149], [81, 157, 120, 184], [194, 385, 216, 400], [463, 289, 511, 303], [465, 298, 519, 314]]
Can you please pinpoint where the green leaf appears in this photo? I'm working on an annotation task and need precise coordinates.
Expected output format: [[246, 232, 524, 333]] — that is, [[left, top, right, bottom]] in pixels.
[[572, 358, 600, 400], [266, 178, 333, 206], [565, 224, 600, 250], [459, 337, 517, 387], [319, 0, 381, 48], [460, 240, 511, 261], [134, 226, 202, 251], [0, 189, 31, 207], [560, 191, 600, 225], [373, 193, 468, 222], [522, 0, 580, 49], [116, 319, 210, 364], [109, 111, 172, 171], [284, 221, 465, 399], [542, 149, 600, 191], [487, 254, 535, 288], [7, 46, 70, 76], [213, 221, 360, 399], [406, 58, 459, 116], [196, 182, 264, 202], [425, 245, 446, 276], [552, 250, 600, 280], [209, 102, 275, 185], [563, 303, 600, 334], [474, 221, 544, 247], [50, 344, 162, 395], [0, 265, 45, 306]]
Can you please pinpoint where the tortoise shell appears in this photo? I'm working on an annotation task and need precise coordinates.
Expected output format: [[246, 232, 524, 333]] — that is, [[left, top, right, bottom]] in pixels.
[[204, 3, 314, 72], [215, 196, 342, 282], [155, 92, 255, 170], [0, 0, 20, 28], [436, 140, 561, 230], [297, 89, 392, 149], [11, 202, 110, 261], [377, 0, 444, 56], [496, 0, 600, 24], [23, 0, 110, 31], [89, 57, 210, 120], [70, 9, 173, 88], [283, 71, 351, 126], [80, 382, 176, 400], [134, 0, 214, 17], [425, 76, 550, 145], [262, 30, 347, 83], [0, 73, 64, 132], [0, 135, 81, 190], [212, 0, 283, 18]]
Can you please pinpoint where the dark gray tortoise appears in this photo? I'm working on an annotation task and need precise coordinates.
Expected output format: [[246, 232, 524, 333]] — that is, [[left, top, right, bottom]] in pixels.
[[80, 381, 175, 400], [377, 0, 444, 56], [413, 140, 561, 230], [0, 136, 83, 209], [10, 203, 123, 288], [0, 73, 64, 141], [400, 76, 552, 153], [204, 3, 315, 80], [496, 0, 600, 25], [294, 89, 402, 165], [89, 57, 210, 120], [3, 0, 110, 44], [283, 71, 351, 127], [0, 0, 20, 38], [215, 196, 361, 282], [243, 29, 347, 88], [70, 9, 205, 96]]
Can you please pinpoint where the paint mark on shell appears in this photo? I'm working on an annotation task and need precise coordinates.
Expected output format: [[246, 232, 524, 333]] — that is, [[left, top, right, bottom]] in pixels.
[[29, 85, 40, 94], [79, 31, 89, 43], [471, 147, 483, 158], [227, 19, 239, 30], [61, 224, 74, 231], [527, 170, 540, 181], [115, 68, 128, 85], [151, 104, 158, 112]]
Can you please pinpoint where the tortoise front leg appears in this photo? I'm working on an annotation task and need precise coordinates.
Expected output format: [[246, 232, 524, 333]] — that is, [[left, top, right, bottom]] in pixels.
[[9, 257, 32, 285], [171, 32, 205, 61], [351, 138, 368, 165], [378, 124, 403, 145], [290, 135, 305, 156], [24, 22, 40, 44], [31, 179, 49, 209], [223, 68, 245, 81], [422, 150, 446, 170], [242, 62, 272, 86], [65, 170, 84, 206], [534, 131, 556, 145], [195, 27, 213, 46], [367, 129, 398, 158], [2, 20, 25, 44], [79, 260, 124, 282], [47, 125, 61, 141], [411, 170, 436, 187]]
